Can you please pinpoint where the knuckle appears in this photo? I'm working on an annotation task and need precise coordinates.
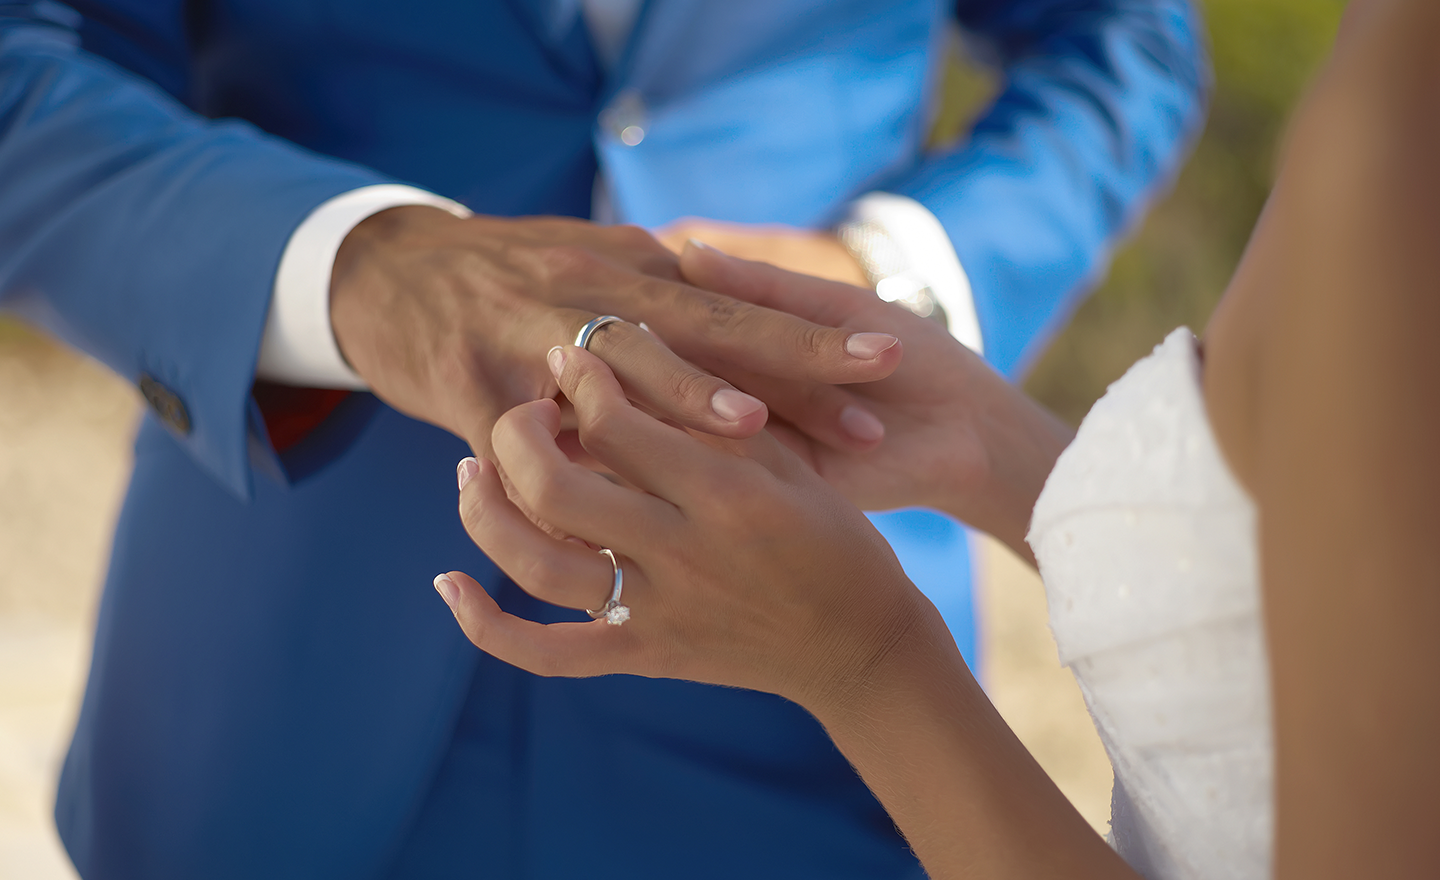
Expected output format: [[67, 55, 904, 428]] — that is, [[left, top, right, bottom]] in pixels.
[[529, 467, 577, 518], [536, 244, 602, 282], [452, 248, 495, 280], [611, 223, 661, 250], [577, 402, 624, 451], [519, 552, 567, 595], [491, 406, 524, 449], [793, 323, 829, 360], [664, 368, 718, 414], [696, 293, 746, 330]]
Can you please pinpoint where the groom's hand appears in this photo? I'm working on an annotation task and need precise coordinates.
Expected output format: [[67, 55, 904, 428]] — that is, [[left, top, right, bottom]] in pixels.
[[328, 206, 901, 458], [677, 242, 1074, 561]]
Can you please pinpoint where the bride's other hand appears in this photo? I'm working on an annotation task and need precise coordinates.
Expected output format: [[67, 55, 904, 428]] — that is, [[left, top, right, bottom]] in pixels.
[[678, 243, 1074, 562], [437, 344, 938, 710]]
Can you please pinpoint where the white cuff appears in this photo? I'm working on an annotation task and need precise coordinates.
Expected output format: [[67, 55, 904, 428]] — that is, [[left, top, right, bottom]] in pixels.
[[256, 184, 473, 388], [846, 192, 982, 355]]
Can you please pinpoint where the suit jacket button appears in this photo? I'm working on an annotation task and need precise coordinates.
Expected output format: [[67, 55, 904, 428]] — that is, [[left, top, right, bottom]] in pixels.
[[600, 90, 646, 146], [138, 374, 192, 436]]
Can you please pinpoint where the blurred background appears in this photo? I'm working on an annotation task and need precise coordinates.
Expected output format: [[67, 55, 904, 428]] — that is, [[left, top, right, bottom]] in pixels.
[[0, 1, 1346, 876], [1027, 0, 1348, 422]]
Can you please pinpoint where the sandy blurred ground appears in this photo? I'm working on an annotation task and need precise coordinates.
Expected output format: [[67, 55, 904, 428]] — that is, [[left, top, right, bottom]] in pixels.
[[0, 333, 1111, 877], [0, 331, 137, 879]]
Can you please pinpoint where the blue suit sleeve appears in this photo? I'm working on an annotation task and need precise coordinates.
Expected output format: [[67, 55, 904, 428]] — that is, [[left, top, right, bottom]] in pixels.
[[893, 0, 1210, 377], [0, 5, 388, 499]]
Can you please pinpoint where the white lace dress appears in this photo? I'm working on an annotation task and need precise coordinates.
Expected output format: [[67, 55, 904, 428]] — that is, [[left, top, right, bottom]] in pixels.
[[1026, 328, 1273, 880]]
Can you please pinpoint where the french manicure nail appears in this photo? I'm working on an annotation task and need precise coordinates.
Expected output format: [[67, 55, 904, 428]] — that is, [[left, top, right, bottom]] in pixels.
[[845, 332, 899, 360], [547, 345, 566, 378], [457, 457, 479, 491], [711, 388, 765, 422], [433, 573, 460, 611], [840, 405, 885, 443]]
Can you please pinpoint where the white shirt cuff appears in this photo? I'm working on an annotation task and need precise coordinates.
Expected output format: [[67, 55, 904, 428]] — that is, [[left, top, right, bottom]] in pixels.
[[256, 184, 473, 388], [846, 192, 983, 355]]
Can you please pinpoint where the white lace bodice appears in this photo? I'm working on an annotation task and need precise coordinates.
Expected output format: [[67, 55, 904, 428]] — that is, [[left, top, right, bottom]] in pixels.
[[1027, 328, 1273, 879]]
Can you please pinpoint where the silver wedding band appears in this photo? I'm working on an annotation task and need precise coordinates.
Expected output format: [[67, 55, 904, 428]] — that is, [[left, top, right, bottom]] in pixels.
[[574, 315, 626, 351], [586, 548, 630, 626]]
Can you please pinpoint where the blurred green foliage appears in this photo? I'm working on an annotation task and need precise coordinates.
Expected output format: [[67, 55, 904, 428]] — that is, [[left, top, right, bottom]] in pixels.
[[1024, 0, 1348, 424]]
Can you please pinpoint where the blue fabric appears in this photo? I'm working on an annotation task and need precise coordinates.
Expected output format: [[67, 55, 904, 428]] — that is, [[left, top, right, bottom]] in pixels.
[[919, 0, 1211, 377], [0, 1, 1207, 876]]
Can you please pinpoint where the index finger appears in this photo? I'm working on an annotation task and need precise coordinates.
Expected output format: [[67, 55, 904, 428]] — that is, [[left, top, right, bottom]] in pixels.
[[655, 279, 902, 382], [573, 315, 772, 440], [576, 270, 901, 385], [678, 240, 887, 329]]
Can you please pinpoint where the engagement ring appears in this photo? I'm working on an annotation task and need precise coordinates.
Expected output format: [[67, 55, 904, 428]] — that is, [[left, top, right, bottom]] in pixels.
[[586, 548, 630, 625]]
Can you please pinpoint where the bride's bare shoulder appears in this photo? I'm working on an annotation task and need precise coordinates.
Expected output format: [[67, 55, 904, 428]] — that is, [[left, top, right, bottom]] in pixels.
[[1201, 0, 1440, 501], [1198, 5, 1440, 875]]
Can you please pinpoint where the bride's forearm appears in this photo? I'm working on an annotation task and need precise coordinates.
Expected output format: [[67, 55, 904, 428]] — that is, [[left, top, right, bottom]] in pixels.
[[806, 604, 1135, 880]]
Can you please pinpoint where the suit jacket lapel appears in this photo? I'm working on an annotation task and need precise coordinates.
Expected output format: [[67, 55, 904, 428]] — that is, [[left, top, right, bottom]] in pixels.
[[506, 0, 602, 89]]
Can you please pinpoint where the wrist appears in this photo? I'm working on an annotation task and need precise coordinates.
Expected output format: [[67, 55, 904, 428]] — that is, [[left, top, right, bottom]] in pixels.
[[331, 204, 463, 300], [943, 392, 1073, 564], [329, 204, 468, 379], [798, 582, 957, 725], [805, 589, 1136, 880]]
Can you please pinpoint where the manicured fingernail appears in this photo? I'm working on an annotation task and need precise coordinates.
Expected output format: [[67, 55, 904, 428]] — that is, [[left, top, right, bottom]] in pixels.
[[547, 345, 566, 378], [433, 573, 460, 612], [845, 333, 899, 360], [457, 457, 479, 491], [711, 388, 765, 422], [840, 405, 885, 443]]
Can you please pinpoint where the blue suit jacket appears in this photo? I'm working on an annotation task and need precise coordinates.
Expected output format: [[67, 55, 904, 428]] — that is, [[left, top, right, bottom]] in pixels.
[[0, 1, 1207, 876]]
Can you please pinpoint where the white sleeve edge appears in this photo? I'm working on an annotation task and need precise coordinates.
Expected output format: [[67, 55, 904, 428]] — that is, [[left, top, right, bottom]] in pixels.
[[256, 184, 473, 389], [846, 192, 983, 355]]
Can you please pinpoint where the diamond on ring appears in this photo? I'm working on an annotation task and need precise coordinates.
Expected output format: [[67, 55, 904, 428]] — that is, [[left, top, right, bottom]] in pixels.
[[586, 548, 629, 626]]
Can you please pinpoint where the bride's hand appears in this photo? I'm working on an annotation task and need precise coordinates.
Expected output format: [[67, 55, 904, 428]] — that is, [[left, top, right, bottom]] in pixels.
[[434, 344, 939, 710], [677, 242, 1074, 560]]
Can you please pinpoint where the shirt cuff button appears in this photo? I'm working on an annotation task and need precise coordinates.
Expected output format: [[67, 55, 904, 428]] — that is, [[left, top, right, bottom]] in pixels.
[[138, 373, 192, 436]]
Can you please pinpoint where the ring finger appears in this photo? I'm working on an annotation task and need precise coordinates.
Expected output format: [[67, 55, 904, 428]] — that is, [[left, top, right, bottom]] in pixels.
[[460, 457, 643, 613]]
